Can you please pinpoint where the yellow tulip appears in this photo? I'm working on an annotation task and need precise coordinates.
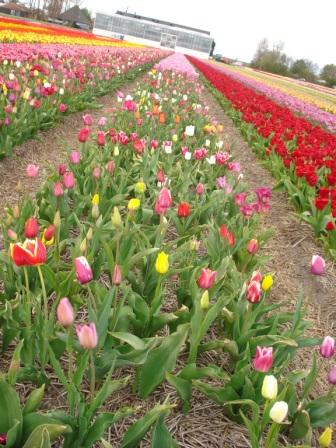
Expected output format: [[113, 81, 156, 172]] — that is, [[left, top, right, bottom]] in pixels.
[[319, 427, 333, 447], [91, 194, 100, 205], [200, 291, 209, 310], [111, 207, 122, 228], [262, 274, 273, 291], [155, 251, 169, 274], [135, 181, 146, 194], [261, 375, 278, 400], [128, 198, 141, 211]]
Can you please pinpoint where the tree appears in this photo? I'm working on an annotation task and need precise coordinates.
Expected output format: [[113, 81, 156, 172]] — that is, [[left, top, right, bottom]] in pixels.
[[209, 40, 216, 57], [290, 59, 318, 82], [320, 64, 336, 87], [251, 38, 289, 76]]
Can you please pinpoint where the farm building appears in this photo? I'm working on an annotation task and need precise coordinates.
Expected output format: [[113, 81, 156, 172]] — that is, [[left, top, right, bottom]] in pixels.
[[93, 11, 214, 58], [0, 1, 29, 17]]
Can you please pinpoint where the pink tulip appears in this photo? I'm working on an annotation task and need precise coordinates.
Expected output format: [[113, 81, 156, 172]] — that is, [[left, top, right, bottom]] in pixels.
[[74, 256, 93, 284], [92, 167, 101, 179], [311, 255, 325, 275], [154, 187, 173, 215], [196, 183, 205, 196], [250, 271, 262, 283], [320, 336, 335, 358], [328, 366, 336, 385], [106, 160, 116, 173], [58, 163, 67, 176], [63, 171, 75, 189], [26, 164, 39, 178], [76, 323, 98, 349], [247, 239, 259, 254], [113, 264, 122, 285], [69, 150, 80, 165], [59, 103, 67, 113], [53, 180, 64, 197], [82, 114, 93, 126], [253, 346, 273, 372], [57, 297, 74, 327], [98, 116, 107, 126], [197, 268, 217, 289]]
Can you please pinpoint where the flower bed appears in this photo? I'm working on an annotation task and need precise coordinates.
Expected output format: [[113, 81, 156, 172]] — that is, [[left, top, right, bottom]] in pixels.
[[0, 53, 334, 447], [189, 56, 336, 257], [0, 45, 166, 157]]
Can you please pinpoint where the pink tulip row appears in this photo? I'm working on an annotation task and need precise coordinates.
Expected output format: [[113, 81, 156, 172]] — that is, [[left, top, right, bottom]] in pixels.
[[154, 53, 198, 79]]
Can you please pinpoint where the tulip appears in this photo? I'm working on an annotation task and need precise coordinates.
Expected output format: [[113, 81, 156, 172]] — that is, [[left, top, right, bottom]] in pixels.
[[53, 211, 61, 229], [11, 239, 46, 266], [247, 239, 259, 254], [0, 434, 6, 445], [98, 116, 107, 127], [155, 251, 169, 274], [7, 229, 17, 241], [178, 202, 190, 218], [113, 264, 122, 285], [219, 224, 235, 246], [253, 346, 273, 372], [197, 268, 217, 289], [128, 198, 141, 211], [111, 207, 122, 228], [155, 188, 173, 215], [156, 169, 165, 183], [269, 401, 288, 423], [97, 131, 105, 146], [135, 181, 146, 194], [328, 366, 336, 385], [200, 290, 209, 310], [262, 275, 273, 291], [63, 171, 75, 189], [78, 127, 90, 143], [59, 103, 67, 113], [58, 163, 67, 176], [92, 167, 101, 179], [53, 181, 64, 197], [92, 194, 99, 205], [319, 427, 333, 447], [74, 256, 93, 284], [262, 375, 278, 400], [69, 150, 80, 165], [82, 114, 93, 126], [57, 298, 74, 327], [92, 204, 99, 219], [26, 164, 39, 178], [320, 336, 335, 358], [24, 217, 39, 238], [196, 183, 204, 196], [311, 255, 326, 275], [106, 160, 116, 173], [76, 323, 98, 349], [246, 280, 262, 303]]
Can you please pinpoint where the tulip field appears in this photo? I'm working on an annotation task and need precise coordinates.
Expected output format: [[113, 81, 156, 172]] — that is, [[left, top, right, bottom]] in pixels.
[[0, 17, 336, 448]]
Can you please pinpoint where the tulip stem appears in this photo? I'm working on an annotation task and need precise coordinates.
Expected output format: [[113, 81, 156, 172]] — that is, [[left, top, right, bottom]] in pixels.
[[264, 422, 280, 448], [37, 265, 48, 322], [67, 327, 74, 381], [87, 285, 97, 314], [23, 267, 31, 327], [90, 351, 95, 399]]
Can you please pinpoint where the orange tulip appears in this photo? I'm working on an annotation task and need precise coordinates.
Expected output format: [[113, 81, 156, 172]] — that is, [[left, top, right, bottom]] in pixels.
[[175, 114, 181, 124], [159, 112, 166, 124]]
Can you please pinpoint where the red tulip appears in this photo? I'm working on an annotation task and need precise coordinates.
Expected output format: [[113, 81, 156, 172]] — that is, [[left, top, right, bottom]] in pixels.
[[58, 163, 67, 176], [219, 224, 235, 246], [11, 239, 46, 266], [24, 217, 39, 238], [78, 127, 90, 143], [253, 346, 273, 372], [178, 202, 190, 218], [43, 224, 55, 242], [0, 434, 6, 445], [97, 131, 105, 146], [197, 268, 217, 289]]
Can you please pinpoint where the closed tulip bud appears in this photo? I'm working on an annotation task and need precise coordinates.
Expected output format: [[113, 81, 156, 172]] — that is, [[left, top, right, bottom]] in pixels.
[[246, 280, 262, 303], [135, 181, 146, 194], [78, 127, 90, 143], [320, 336, 335, 358], [86, 228, 93, 241], [311, 255, 326, 275], [57, 297, 74, 327], [53, 180, 64, 197], [253, 346, 273, 372], [92, 167, 101, 179], [92, 204, 99, 219], [195, 183, 204, 196], [262, 375, 278, 400], [97, 131, 105, 146], [74, 256, 93, 284], [269, 401, 288, 423], [221, 307, 234, 323], [200, 291, 209, 310], [262, 274, 273, 291], [53, 211, 61, 228], [24, 217, 39, 238], [247, 239, 259, 254], [13, 205, 20, 219], [113, 146, 119, 156], [91, 194, 99, 205], [155, 251, 169, 274], [106, 160, 116, 173], [43, 224, 55, 242], [319, 427, 333, 447], [111, 207, 122, 227], [177, 202, 190, 218], [190, 239, 200, 251], [7, 229, 18, 241], [58, 163, 67, 176], [69, 151, 80, 165], [113, 264, 122, 285], [328, 366, 336, 385], [76, 323, 98, 349], [197, 268, 217, 289], [63, 171, 75, 189], [80, 238, 87, 254]]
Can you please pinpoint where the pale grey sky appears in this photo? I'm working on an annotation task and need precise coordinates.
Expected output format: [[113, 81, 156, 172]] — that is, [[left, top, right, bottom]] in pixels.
[[83, 0, 335, 68]]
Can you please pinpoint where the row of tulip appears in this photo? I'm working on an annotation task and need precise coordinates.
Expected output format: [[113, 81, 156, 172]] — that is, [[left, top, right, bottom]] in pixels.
[[189, 57, 336, 258], [0, 45, 166, 157], [217, 64, 336, 116], [0, 16, 139, 47], [0, 53, 334, 447], [211, 62, 336, 133]]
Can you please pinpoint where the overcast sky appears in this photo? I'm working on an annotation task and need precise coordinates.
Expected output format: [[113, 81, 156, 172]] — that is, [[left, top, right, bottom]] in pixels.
[[82, 0, 335, 68]]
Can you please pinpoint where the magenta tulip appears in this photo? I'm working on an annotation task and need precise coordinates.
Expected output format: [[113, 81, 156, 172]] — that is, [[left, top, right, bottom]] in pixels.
[[253, 346, 273, 372], [69, 150, 80, 165], [197, 268, 217, 289], [320, 336, 335, 358], [328, 366, 336, 385], [74, 256, 93, 284], [311, 255, 325, 275]]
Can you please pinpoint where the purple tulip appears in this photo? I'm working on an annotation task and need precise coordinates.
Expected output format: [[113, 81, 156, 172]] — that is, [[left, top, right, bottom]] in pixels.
[[311, 255, 326, 275]]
